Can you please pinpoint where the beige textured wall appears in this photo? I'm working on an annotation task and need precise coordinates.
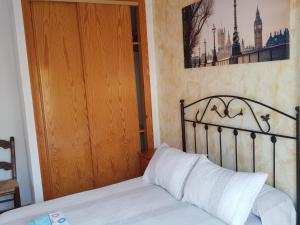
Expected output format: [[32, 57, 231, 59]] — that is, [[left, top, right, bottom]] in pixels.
[[152, 0, 300, 200]]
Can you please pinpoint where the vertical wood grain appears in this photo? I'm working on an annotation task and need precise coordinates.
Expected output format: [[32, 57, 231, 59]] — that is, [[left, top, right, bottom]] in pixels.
[[31, 2, 94, 198], [78, 3, 141, 187], [22, 0, 153, 197], [22, 0, 53, 199]]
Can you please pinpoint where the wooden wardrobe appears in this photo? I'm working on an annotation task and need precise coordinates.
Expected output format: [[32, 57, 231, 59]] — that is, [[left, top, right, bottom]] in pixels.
[[22, 0, 153, 200]]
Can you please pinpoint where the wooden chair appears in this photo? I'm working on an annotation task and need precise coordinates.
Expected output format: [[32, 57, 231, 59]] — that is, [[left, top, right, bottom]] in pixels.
[[0, 137, 21, 210]]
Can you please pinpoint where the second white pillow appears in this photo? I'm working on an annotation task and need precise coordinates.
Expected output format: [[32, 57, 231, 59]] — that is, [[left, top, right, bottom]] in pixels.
[[183, 155, 267, 225]]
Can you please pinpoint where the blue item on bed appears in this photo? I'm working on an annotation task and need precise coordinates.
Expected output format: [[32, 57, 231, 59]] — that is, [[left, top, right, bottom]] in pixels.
[[28, 215, 52, 225], [29, 212, 69, 225]]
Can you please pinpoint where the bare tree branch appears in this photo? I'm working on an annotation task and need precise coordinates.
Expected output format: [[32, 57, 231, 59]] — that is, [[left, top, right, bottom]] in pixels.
[[183, 0, 214, 67]]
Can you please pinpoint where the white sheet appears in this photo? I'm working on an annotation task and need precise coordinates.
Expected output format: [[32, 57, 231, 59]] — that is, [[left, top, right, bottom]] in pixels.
[[0, 178, 262, 225]]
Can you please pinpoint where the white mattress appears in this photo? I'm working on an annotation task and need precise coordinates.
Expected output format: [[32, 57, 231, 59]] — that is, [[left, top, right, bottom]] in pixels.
[[0, 178, 262, 225]]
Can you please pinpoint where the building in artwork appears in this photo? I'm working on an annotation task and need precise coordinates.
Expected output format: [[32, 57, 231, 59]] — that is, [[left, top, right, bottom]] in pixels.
[[241, 39, 245, 51], [191, 1, 289, 67], [226, 32, 232, 48], [254, 7, 263, 49], [217, 28, 232, 60], [266, 29, 289, 47], [218, 28, 226, 51]]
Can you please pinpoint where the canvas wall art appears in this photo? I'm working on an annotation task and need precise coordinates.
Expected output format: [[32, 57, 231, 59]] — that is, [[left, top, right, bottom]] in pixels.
[[182, 0, 290, 68]]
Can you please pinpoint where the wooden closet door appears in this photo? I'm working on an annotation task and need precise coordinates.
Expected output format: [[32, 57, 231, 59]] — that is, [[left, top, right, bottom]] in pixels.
[[78, 3, 141, 187], [31, 2, 94, 199]]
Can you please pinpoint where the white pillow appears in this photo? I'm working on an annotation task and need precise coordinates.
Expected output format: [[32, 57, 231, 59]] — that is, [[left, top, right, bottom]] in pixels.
[[251, 184, 296, 225], [143, 143, 199, 200], [183, 155, 267, 225]]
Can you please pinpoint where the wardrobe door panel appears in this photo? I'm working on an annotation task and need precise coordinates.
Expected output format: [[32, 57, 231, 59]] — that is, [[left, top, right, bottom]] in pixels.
[[32, 2, 94, 199], [78, 3, 141, 187]]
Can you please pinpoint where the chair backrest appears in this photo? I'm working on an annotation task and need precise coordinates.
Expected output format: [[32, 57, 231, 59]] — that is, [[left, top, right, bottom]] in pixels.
[[0, 137, 16, 179]]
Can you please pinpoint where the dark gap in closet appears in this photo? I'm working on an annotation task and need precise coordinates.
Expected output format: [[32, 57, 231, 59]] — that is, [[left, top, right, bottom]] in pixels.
[[131, 6, 146, 152]]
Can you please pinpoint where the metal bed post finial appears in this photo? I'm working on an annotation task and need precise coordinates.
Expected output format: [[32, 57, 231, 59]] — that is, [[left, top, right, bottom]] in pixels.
[[296, 106, 300, 225], [180, 99, 187, 152]]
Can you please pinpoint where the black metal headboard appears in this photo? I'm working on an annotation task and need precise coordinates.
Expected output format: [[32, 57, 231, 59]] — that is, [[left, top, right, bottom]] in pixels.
[[180, 95, 300, 224]]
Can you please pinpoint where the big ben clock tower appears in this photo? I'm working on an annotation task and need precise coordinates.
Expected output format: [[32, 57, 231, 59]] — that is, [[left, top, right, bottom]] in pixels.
[[254, 7, 263, 48]]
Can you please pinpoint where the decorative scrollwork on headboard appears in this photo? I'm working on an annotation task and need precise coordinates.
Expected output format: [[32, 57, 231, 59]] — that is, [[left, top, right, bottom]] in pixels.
[[209, 97, 244, 119], [211, 104, 243, 119], [195, 96, 273, 133]]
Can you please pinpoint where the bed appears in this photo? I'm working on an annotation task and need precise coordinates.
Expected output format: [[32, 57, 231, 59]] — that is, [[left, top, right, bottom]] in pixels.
[[0, 95, 299, 225], [0, 177, 262, 225]]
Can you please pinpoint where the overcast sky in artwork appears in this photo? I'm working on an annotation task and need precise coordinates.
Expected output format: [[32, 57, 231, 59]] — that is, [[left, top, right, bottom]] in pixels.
[[196, 0, 289, 55]]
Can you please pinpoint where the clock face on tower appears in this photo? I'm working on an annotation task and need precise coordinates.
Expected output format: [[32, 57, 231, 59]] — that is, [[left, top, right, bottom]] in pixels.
[[255, 24, 262, 31]]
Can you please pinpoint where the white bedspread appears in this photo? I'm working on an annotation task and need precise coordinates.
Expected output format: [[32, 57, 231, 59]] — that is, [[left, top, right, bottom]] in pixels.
[[0, 178, 261, 225]]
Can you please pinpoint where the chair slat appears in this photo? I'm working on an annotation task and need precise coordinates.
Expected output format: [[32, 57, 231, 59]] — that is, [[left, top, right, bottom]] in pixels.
[[0, 162, 13, 170], [0, 140, 11, 149], [0, 137, 20, 210]]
